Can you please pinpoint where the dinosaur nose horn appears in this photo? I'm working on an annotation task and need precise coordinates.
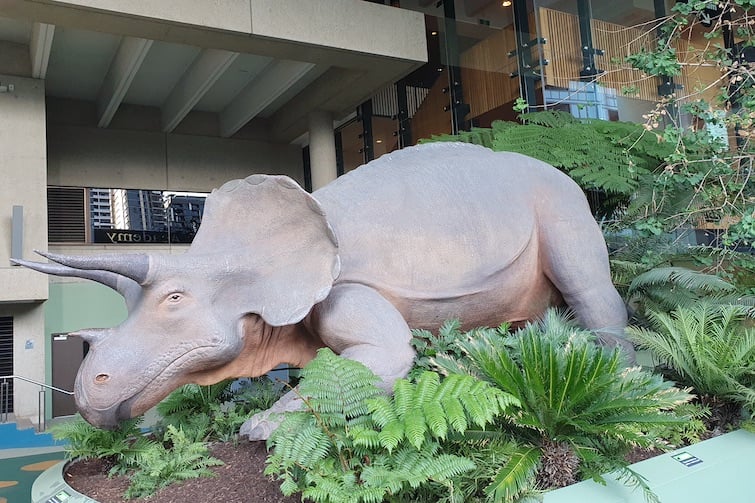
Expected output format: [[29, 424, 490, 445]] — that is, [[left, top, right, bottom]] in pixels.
[[70, 329, 108, 345]]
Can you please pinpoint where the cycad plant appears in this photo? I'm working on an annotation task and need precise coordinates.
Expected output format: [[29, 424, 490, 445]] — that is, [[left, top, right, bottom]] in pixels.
[[626, 266, 754, 318], [431, 311, 695, 502], [265, 348, 517, 503], [628, 303, 755, 427]]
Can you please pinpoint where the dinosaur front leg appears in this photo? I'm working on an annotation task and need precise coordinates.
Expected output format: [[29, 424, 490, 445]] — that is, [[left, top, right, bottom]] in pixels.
[[241, 283, 415, 440], [306, 283, 416, 391]]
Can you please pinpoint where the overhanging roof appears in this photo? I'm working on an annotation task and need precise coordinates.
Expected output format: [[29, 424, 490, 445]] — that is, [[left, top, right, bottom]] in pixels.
[[0, 0, 427, 142]]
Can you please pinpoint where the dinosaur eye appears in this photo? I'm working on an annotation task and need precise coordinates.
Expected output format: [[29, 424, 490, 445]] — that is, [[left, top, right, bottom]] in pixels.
[[167, 292, 183, 303]]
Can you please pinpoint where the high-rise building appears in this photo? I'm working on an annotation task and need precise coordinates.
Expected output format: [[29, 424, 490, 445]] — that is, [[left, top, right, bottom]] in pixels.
[[126, 190, 167, 232], [88, 189, 113, 229], [165, 193, 206, 240]]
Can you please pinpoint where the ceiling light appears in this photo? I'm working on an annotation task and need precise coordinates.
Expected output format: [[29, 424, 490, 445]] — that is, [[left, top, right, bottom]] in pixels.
[[376, 139, 383, 144], [502, 0, 512, 6]]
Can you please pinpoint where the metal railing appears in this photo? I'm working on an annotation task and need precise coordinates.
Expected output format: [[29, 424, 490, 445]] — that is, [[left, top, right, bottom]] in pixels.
[[0, 374, 74, 432]]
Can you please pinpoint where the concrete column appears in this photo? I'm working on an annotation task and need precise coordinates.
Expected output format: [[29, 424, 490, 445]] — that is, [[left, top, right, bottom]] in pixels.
[[0, 74, 49, 424], [308, 110, 337, 191]]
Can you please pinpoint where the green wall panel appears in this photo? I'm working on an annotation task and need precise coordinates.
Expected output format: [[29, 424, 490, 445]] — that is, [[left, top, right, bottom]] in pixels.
[[45, 282, 127, 333]]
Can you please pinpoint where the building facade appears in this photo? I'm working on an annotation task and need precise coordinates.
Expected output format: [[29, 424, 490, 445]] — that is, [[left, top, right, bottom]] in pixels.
[[0, 0, 734, 424]]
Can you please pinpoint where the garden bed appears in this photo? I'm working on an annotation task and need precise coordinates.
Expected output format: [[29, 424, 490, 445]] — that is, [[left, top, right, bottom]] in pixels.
[[64, 440, 298, 503]]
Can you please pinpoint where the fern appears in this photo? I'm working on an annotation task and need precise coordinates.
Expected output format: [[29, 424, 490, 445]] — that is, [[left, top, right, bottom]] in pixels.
[[265, 348, 509, 503], [367, 371, 518, 451], [124, 425, 223, 499], [156, 377, 283, 442], [425, 111, 671, 202], [49, 414, 154, 475], [628, 266, 746, 313]]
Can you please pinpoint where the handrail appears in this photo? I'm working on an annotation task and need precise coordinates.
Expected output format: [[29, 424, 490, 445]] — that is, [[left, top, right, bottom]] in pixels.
[[0, 374, 74, 395], [0, 374, 74, 432]]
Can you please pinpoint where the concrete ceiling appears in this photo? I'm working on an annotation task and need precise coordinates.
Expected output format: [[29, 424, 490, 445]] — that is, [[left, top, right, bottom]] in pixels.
[[0, 0, 427, 143]]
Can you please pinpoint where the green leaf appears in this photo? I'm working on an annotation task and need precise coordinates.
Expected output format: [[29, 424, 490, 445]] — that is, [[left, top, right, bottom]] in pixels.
[[485, 446, 541, 502]]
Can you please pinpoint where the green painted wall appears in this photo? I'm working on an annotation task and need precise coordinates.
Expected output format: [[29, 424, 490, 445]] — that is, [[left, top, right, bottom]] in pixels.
[[45, 282, 127, 332], [43, 281, 127, 419]]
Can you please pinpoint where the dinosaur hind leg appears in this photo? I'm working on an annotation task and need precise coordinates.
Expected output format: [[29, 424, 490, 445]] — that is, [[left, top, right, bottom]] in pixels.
[[539, 214, 634, 362]]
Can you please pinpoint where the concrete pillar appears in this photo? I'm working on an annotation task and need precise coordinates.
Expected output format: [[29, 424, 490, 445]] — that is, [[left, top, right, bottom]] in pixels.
[[0, 74, 49, 424], [308, 110, 338, 191]]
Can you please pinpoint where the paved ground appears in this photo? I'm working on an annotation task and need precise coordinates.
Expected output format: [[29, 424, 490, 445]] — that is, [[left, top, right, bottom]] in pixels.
[[0, 423, 66, 503]]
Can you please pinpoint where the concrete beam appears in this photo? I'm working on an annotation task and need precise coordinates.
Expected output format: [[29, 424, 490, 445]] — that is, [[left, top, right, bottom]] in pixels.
[[219, 60, 315, 138], [162, 49, 238, 132], [1, 0, 426, 69], [97, 36, 153, 128], [29, 22, 54, 79]]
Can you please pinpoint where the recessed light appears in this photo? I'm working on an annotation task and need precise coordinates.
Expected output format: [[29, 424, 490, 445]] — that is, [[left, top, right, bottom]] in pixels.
[[431, 31, 438, 36], [502, 0, 512, 6], [376, 139, 383, 144]]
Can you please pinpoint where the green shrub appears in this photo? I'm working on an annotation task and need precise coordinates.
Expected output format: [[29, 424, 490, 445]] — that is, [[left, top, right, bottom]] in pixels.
[[49, 414, 155, 476], [628, 303, 755, 419], [425, 111, 669, 200], [156, 377, 283, 442], [265, 348, 515, 503], [430, 311, 695, 502], [124, 424, 223, 499]]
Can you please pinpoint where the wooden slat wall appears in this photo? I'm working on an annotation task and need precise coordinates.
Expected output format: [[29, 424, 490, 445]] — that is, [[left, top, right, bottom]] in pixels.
[[592, 17, 658, 101], [539, 7, 658, 101], [410, 68, 454, 143], [676, 37, 724, 105], [459, 26, 519, 118], [539, 8, 582, 91]]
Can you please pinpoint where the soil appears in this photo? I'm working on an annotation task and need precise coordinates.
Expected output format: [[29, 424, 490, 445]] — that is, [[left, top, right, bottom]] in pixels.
[[64, 440, 666, 503], [64, 440, 300, 503]]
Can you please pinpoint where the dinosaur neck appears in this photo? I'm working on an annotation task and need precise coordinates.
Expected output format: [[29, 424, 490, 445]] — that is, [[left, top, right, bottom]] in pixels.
[[237, 314, 325, 376], [189, 315, 324, 385]]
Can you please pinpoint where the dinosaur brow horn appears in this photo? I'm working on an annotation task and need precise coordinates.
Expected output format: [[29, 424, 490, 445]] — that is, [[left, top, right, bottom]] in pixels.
[[11, 257, 120, 290], [37, 250, 150, 285], [11, 256, 143, 310]]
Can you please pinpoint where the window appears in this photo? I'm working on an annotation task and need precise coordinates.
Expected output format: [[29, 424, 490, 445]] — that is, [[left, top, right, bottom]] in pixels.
[[47, 186, 208, 245]]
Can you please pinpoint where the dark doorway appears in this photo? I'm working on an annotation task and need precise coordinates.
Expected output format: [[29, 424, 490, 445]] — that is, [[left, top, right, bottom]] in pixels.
[[51, 333, 86, 417]]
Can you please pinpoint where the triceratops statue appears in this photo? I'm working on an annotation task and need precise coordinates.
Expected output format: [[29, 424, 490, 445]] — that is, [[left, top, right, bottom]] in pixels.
[[15, 142, 632, 439]]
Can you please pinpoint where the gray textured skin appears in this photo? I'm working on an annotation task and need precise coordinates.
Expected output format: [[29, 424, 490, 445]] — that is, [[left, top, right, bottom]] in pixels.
[[14, 143, 630, 440]]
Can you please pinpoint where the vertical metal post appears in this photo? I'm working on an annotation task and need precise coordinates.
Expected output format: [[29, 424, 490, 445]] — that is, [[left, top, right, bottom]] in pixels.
[[512, 0, 538, 109], [577, 0, 598, 79], [11, 205, 23, 262], [302, 146, 312, 193], [720, 9, 744, 147], [335, 129, 344, 177], [654, 0, 674, 96], [442, 0, 468, 133], [38, 388, 45, 432], [358, 100, 375, 163], [1, 379, 7, 423], [395, 79, 412, 148], [653, 0, 679, 123]]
